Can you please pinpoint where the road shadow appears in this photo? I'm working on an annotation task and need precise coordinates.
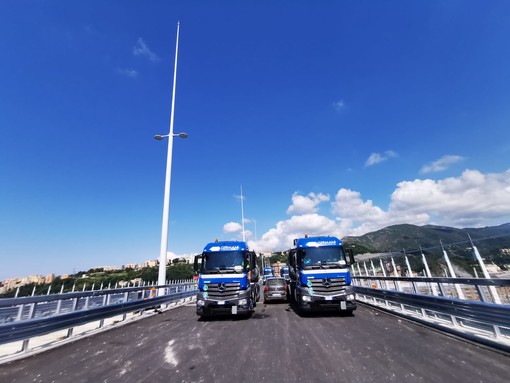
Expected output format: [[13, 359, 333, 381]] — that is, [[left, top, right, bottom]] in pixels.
[[197, 313, 253, 322], [288, 300, 356, 318]]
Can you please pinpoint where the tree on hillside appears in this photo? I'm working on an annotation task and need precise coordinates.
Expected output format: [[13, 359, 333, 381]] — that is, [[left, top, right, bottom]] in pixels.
[[139, 267, 158, 283], [167, 263, 194, 280], [270, 252, 287, 264]]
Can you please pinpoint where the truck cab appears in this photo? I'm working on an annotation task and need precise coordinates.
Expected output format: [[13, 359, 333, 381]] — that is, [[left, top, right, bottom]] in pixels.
[[194, 241, 259, 318], [288, 236, 356, 314], [263, 267, 274, 282]]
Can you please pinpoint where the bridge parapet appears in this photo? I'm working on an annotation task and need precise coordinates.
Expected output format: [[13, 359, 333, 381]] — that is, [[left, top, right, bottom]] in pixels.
[[0, 281, 198, 363], [352, 275, 510, 352]]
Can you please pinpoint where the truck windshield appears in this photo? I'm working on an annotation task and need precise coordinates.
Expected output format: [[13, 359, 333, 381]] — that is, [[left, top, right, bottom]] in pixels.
[[298, 246, 347, 269], [201, 251, 246, 273]]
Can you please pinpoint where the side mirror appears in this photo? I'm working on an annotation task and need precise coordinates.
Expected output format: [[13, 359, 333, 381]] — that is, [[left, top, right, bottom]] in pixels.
[[245, 252, 253, 272], [193, 255, 199, 272], [251, 267, 259, 282], [289, 267, 296, 280], [346, 249, 355, 265]]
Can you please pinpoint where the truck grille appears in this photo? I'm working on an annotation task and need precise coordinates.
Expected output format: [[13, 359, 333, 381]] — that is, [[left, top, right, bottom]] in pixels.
[[206, 282, 240, 300], [309, 277, 346, 296]]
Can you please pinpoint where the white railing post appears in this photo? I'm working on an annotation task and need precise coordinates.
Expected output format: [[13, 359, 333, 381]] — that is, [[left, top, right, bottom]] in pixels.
[[441, 242, 465, 299], [420, 249, 438, 296], [370, 260, 379, 289], [391, 257, 401, 291], [469, 235, 502, 304], [379, 259, 390, 290], [405, 255, 417, 293]]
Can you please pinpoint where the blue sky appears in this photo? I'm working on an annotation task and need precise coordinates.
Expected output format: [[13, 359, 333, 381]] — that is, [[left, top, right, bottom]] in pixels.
[[1, 1, 510, 280]]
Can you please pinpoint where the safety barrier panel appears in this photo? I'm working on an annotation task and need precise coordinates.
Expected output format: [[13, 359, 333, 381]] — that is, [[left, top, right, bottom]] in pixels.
[[0, 282, 198, 359], [352, 276, 510, 352]]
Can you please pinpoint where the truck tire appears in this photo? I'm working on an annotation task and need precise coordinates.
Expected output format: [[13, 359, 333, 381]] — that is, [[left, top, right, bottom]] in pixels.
[[344, 310, 354, 317]]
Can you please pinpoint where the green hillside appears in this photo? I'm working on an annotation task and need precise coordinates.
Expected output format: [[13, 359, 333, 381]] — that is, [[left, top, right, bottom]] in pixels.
[[343, 223, 510, 275]]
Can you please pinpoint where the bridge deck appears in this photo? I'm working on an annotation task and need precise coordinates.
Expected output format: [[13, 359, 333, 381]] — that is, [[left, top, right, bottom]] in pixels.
[[0, 303, 508, 382]]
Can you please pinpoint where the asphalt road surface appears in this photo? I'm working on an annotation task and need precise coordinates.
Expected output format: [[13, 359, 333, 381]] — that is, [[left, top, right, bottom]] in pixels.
[[0, 302, 508, 383]]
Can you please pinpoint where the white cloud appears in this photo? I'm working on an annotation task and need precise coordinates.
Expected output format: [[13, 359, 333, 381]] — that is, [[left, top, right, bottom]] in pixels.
[[251, 169, 510, 252], [133, 38, 159, 61], [286, 192, 330, 214], [222, 222, 252, 241], [117, 68, 138, 78], [333, 100, 345, 111], [223, 222, 242, 233], [331, 188, 429, 236], [365, 150, 398, 167], [420, 155, 464, 174], [390, 169, 510, 226], [252, 213, 340, 252]]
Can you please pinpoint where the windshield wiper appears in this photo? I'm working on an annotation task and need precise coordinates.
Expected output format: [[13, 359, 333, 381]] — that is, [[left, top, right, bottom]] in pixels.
[[324, 261, 342, 268], [203, 267, 221, 273]]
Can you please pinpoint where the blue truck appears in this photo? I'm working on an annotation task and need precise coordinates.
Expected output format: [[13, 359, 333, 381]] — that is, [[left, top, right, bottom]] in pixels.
[[288, 236, 356, 314], [263, 267, 274, 280], [194, 240, 260, 318]]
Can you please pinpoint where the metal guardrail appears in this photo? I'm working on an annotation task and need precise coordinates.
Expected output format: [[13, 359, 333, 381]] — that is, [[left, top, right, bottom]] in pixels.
[[353, 275, 510, 303], [352, 276, 510, 352], [0, 282, 198, 350]]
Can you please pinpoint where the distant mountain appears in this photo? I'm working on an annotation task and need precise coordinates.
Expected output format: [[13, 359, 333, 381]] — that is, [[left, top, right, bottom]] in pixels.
[[343, 223, 510, 273]]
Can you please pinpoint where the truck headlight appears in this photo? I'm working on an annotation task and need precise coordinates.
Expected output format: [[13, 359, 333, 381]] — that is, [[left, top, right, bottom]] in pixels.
[[197, 299, 205, 307], [238, 298, 247, 305], [347, 294, 355, 301], [302, 295, 311, 302]]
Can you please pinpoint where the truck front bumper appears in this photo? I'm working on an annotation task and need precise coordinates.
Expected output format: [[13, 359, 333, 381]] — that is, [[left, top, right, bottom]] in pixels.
[[296, 288, 357, 312], [196, 290, 253, 316]]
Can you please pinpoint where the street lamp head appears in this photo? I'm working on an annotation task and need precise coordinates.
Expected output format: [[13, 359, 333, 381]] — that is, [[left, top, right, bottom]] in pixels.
[[154, 133, 188, 140]]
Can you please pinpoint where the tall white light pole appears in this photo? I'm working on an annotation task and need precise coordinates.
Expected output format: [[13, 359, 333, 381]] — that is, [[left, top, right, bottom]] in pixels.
[[240, 185, 246, 242], [155, 21, 187, 293]]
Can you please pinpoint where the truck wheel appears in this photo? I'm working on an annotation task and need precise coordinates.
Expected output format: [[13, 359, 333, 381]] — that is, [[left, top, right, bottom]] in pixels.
[[244, 299, 254, 317]]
